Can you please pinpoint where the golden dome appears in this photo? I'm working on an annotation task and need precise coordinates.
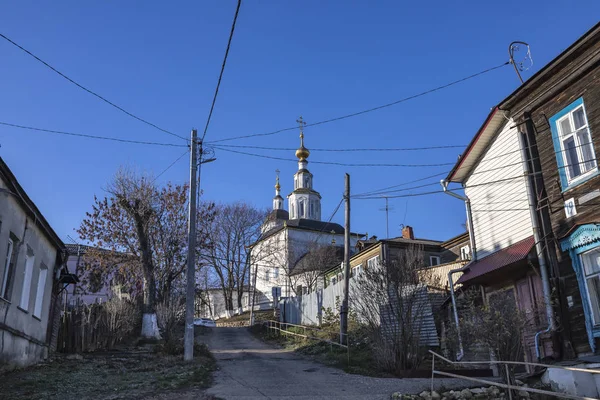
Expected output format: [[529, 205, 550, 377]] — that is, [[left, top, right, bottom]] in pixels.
[[275, 182, 281, 190], [295, 132, 310, 160]]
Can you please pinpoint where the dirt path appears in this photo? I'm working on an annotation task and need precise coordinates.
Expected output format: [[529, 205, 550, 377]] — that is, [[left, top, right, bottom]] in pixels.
[[202, 327, 470, 400]]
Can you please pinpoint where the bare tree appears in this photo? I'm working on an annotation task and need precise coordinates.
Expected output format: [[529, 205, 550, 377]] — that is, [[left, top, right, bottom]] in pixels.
[[203, 203, 265, 316], [289, 243, 341, 295], [352, 245, 443, 373], [78, 168, 215, 338]]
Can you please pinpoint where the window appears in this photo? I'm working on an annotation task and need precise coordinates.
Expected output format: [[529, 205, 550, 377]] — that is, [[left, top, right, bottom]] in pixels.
[[550, 98, 597, 189], [291, 203, 295, 218], [429, 256, 440, 266], [20, 247, 35, 310], [582, 248, 600, 325], [274, 267, 279, 279], [331, 276, 337, 285], [460, 245, 470, 260], [367, 256, 380, 269], [310, 202, 314, 218], [352, 264, 362, 277], [1, 236, 17, 300], [299, 201, 305, 218], [264, 269, 270, 281], [33, 264, 48, 318]]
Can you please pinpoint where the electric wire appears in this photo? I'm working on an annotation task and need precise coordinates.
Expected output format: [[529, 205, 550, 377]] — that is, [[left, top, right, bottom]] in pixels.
[[212, 143, 467, 152], [201, 0, 242, 142], [0, 121, 187, 147], [0, 32, 186, 142], [207, 61, 511, 144], [212, 146, 456, 167], [153, 149, 190, 182]]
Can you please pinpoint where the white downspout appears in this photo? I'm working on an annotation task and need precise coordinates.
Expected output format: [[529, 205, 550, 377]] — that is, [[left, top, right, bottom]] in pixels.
[[441, 179, 477, 361], [517, 131, 556, 359]]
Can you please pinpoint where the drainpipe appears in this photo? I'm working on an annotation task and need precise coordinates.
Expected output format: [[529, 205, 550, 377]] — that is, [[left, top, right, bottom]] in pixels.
[[518, 131, 556, 359], [441, 180, 477, 360]]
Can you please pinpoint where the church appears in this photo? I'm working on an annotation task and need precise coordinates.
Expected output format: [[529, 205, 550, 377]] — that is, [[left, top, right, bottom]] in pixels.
[[249, 118, 364, 308]]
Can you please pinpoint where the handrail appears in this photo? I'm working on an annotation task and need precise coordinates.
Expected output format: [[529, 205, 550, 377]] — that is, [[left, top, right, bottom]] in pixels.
[[263, 320, 348, 349], [429, 350, 600, 400], [428, 350, 600, 374]]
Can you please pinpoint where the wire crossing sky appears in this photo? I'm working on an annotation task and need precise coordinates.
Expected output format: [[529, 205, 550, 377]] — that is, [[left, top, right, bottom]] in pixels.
[[0, 1, 598, 243]]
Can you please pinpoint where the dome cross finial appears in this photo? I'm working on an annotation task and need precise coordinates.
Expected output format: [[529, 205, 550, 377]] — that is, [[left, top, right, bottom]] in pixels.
[[295, 116, 310, 160]]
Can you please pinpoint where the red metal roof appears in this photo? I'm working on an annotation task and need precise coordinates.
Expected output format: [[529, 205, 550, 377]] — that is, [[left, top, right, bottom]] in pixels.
[[456, 236, 535, 284]]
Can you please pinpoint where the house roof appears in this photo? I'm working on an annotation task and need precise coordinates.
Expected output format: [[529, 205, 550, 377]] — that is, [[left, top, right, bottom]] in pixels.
[[251, 218, 365, 247], [446, 22, 600, 184], [456, 236, 535, 285], [445, 107, 506, 183], [440, 231, 470, 248], [383, 237, 442, 247], [0, 157, 66, 255], [289, 246, 344, 276]]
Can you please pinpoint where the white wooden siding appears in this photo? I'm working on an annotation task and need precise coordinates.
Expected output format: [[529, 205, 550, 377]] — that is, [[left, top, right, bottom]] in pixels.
[[465, 120, 533, 259]]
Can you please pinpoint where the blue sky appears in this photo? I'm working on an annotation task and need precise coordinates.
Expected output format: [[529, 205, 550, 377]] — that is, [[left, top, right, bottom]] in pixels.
[[1, 1, 599, 243]]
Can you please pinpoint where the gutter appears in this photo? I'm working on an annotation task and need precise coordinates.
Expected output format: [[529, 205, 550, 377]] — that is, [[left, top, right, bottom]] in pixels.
[[440, 180, 477, 361], [518, 129, 556, 358]]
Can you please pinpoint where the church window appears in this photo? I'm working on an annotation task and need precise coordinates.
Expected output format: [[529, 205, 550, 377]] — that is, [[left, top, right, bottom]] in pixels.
[[291, 203, 295, 218], [304, 176, 309, 188], [310, 202, 314, 218], [299, 201, 305, 218]]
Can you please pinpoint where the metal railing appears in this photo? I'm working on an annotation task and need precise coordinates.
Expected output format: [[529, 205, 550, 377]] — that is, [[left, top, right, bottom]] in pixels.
[[263, 320, 348, 349], [429, 350, 600, 400]]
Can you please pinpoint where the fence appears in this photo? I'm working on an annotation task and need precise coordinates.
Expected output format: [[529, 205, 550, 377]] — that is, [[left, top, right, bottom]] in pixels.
[[280, 279, 346, 325], [57, 300, 139, 353], [57, 304, 111, 353], [429, 350, 600, 400]]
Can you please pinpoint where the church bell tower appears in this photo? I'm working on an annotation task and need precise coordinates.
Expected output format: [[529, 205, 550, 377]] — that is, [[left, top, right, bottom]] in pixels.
[[287, 116, 322, 220]]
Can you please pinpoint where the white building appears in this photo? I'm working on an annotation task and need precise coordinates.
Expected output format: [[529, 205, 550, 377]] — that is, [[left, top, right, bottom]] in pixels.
[[0, 157, 74, 368], [249, 122, 363, 308]]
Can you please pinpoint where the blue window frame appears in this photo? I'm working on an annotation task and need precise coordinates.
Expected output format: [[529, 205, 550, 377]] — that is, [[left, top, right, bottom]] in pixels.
[[561, 223, 600, 352], [549, 97, 598, 192]]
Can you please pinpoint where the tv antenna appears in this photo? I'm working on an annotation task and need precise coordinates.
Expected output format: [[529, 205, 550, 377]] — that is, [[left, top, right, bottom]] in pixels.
[[378, 196, 395, 238], [509, 41, 533, 84]]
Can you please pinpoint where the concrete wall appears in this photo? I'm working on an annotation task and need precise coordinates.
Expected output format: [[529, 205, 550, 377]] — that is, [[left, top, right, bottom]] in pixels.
[[0, 181, 60, 368], [197, 289, 250, 320]]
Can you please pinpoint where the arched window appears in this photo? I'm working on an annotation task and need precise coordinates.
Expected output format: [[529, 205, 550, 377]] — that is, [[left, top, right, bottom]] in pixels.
[[291, 203, 295, 218], [310, 202, 314, 218], [299, 201, 305, 218]]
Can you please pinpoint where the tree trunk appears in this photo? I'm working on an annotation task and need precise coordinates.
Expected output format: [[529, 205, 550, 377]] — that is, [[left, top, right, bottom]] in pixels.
[[134, 214, 161, 339]]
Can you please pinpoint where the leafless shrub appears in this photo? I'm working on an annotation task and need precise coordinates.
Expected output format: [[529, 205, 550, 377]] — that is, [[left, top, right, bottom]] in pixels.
[[103, 297, 140, 348], [156, 297, 185, 342], [352, 245, 442, 373]]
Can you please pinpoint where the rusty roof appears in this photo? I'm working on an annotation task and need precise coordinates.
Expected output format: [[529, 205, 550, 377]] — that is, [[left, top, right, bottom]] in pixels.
[[456, 236, 535, 284]]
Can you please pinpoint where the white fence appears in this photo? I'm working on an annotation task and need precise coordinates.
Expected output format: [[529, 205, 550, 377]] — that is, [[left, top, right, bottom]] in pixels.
[[280, 280, 346, 326], [279, 279, 441, 347]]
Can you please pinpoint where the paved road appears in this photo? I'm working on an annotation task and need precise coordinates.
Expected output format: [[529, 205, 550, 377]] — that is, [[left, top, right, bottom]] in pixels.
[[203, 327, 470, 400]]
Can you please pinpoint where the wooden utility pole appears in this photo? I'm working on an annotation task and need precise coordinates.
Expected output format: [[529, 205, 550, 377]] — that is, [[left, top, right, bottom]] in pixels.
[[184, 129, 198, 361], [340, 173, 350, 345]]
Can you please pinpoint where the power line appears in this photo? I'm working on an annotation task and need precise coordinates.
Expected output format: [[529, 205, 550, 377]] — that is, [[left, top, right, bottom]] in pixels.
[[212, 146, 456, 167], [0, 121, 187, 147], [208, 61, 510, 144], [0, 32, 186, 142], [212, 143, 466, 152], [153, 149, 190, 182], [201, 0, 242, 142], [352, 172, 449, 197]]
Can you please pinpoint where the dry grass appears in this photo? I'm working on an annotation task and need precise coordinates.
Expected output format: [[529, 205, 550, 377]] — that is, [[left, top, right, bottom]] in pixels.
[[0, 344, 216, 400]]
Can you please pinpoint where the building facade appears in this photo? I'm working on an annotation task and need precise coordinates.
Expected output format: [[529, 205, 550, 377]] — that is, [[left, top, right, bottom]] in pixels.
[[0, 157, 72, 368], [249, 123, 363, 309]]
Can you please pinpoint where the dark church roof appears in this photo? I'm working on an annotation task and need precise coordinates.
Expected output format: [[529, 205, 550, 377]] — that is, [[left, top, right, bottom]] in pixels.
[[265, 209, 289, 222], [285, 219, 344, 234]]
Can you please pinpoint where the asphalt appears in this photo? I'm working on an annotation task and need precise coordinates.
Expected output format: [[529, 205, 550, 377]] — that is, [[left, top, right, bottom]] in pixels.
[[203, 327, 471, 400]]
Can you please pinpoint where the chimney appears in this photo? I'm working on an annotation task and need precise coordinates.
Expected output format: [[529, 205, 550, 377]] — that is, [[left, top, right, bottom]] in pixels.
[[402, 225, 414, 240]]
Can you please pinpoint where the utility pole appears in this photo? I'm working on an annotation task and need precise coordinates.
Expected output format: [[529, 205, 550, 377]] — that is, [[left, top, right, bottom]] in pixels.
[[340, 173, 350, 345], [184, 129, 199, 362]]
